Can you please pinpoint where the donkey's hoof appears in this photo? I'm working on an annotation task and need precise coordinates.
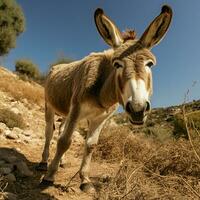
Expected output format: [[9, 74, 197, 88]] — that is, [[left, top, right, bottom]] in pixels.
[[36, 162, 48, 171], [80, 183, 95, 194], [39, 179, 54, 187]]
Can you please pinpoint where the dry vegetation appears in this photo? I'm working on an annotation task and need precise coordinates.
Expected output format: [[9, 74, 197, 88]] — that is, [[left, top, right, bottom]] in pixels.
[[95, 121, 200, 199], [0, 108, 25, 129], [0, 66, 200, 199], [0, 67, 44, 105]]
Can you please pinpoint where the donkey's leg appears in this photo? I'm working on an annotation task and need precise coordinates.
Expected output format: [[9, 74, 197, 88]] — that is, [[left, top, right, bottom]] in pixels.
[[79, 106, 117, 192], [41, 104, 80, 183], [37, 103, 55, 171], [58, 118, 67, 167]]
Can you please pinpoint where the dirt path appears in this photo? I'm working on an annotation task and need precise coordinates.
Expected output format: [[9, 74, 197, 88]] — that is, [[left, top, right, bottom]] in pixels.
[[0, 126, 117, 200]]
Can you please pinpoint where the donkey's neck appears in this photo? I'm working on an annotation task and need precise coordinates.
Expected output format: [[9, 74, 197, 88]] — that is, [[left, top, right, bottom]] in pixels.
[[99, 68, 119, 108]]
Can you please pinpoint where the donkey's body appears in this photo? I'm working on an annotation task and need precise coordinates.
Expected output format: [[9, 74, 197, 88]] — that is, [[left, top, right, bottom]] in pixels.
[[45, 49, 117, 116], [38, 5, 173, 193]]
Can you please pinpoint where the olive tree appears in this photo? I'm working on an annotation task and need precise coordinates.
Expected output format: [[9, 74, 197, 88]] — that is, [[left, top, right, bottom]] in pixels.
[[0, 0, 25, 56], [15, 59, 40, 79]]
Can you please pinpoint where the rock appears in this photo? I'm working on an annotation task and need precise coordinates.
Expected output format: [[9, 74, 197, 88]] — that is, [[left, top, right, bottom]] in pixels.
[[15, 139, 22, 144], [109, 119, 118, 127], [4, 156, 17, 164], [4, 173, 16, 183], [23, 130, 33, 137], [10, 107, 20, 115], [12, 127, 23, 135], [0, 122, 8, 130], [2, 164, 14, 171], [2, 192, 17, 200], [5, 130, 18, 140], [21, 98, 28, 105], [59, 161, 71, 168], [0, 122, 9, 134], [12, 147, 21, 153], [0, 167, 12, 175], [72, 131, 84, 144], [15, 161, 33, 177], [0, 160, 6, 166], [23, 139, 29, 144]]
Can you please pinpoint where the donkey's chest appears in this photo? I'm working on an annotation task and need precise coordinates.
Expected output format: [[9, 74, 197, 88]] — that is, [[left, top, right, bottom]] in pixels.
[[78, 102, 104, 121]]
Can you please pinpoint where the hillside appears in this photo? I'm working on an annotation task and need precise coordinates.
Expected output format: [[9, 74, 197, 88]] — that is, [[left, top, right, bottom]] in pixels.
[[0, 67, 200, 200]]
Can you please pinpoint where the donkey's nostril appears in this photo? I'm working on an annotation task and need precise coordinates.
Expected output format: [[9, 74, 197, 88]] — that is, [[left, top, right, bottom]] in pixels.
[[146, 101, 151, 112]]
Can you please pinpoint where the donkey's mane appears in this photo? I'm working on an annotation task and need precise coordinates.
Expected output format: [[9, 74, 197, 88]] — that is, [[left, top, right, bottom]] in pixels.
[[122, 29, 137, 41]]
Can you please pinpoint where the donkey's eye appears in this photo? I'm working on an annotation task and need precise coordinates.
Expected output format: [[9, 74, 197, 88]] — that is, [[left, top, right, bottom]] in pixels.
[[146, 61, 154, 68], [113, 61, 123, 68]]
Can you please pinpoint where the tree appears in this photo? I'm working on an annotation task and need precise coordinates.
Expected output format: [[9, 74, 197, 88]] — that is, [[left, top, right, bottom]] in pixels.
[[15, 59, 40, 79], [0, 0, 25, 56]]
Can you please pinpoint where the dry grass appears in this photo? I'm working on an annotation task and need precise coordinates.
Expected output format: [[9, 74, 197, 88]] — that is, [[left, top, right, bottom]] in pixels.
[[0, 108, 26, 129], [0, 176, 8, 200], [95, 123, 200, 199], [0, 67, 44, 105], [94, 126, 157, 163]]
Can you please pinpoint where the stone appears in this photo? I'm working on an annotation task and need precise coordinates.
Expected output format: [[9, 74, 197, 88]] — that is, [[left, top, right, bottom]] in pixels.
[[23, 130, 33, 137], [10, 107, 20, 115], [0, 160, 6, 166], [5, 130, 18, 140], [2, 164, 14, 171], [15, 161, 33, 177], [12, 127, 23, 135], [21, 98, 28, 105], [0, 167, 12, 175], [72, 131, 84, 144], [4, 173, 16, 183], [4, 156, 17, 163], [23, 139, 29, 144], [0, 122, 8, 130], [109, 119, 118, 127]]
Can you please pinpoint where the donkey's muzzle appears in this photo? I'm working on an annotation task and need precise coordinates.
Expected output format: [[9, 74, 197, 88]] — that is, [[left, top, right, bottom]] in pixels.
[[125, 101, 150, 125]]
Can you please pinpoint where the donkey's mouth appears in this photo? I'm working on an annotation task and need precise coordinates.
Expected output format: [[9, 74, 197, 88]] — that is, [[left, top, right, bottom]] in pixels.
[[128, 113, 147, 125], [129, 118, 144, 125]]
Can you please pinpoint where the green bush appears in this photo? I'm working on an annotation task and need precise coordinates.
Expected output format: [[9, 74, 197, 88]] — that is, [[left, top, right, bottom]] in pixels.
[[0, 108, 26, 129], [15, 59, 40, 79], [0, 0, 25, 56]]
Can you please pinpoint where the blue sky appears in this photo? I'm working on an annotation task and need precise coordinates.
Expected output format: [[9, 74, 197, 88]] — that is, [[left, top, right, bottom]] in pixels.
[[2, 0, 200, 108]]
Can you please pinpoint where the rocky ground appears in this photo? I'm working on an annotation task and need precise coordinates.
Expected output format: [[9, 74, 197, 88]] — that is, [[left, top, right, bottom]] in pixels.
[[0, 67, 200, 200]]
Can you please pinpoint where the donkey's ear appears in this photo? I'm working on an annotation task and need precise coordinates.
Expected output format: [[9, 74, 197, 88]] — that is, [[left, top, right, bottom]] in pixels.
[[140, 5, 173, 49], [94, 8, 123, 48]]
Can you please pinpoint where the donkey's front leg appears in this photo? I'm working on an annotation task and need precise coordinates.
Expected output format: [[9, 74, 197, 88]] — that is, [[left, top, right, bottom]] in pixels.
[[79, 107, 117, 193], [41, 104, 80, 184]]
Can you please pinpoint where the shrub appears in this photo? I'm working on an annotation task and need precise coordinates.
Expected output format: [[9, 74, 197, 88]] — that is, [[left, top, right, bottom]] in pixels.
[[173, 111, 200, 138], [0, 108, 25, 129], [15, 59, 40, 79], [173, 113, 187, 138], [0, 0, 25, 56], [187, 111, 200, 129], [0, 67, 44, 105]]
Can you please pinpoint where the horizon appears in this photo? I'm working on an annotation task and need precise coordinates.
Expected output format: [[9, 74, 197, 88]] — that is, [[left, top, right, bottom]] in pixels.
[[1, 0, 200, 108]]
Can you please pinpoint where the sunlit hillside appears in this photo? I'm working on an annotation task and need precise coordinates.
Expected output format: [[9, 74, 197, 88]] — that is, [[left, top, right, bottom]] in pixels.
[[0, 67, 200, 200]]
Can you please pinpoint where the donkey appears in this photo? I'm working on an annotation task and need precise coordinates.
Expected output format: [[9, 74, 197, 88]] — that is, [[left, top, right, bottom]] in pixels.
[[38, 5, 173, 192]]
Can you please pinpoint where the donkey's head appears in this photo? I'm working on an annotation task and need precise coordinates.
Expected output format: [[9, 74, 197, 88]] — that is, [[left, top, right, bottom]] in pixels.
[[95, 5, 172, 125]]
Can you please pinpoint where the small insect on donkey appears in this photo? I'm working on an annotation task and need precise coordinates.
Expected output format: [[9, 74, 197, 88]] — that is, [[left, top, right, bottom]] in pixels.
[[37, 5, 173, 192]]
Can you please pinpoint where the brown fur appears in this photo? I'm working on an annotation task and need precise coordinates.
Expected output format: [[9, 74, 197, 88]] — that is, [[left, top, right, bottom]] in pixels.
[[45, 43, 155, 113], [40, 5, 173, 191]]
